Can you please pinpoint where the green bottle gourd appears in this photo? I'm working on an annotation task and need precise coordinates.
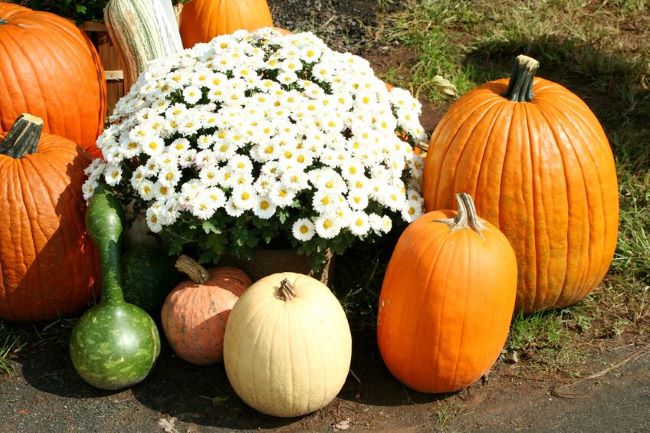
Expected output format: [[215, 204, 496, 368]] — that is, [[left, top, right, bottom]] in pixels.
[[70, 185, 160, 390]]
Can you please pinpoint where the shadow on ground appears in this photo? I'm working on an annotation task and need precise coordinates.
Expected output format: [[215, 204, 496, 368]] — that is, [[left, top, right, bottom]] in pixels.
[[461, 35, 650, 168]]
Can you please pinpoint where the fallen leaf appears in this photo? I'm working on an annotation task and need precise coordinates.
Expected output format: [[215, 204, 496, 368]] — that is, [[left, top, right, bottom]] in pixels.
[[333, 418, 351, 430], [158, 417, 179, 433]]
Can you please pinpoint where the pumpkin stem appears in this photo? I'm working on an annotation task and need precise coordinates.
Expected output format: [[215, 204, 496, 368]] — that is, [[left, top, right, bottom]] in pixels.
[[278, 279, 297, 301], [0, 114, 43, 158], [435, 193, 485, 238], [175, 255, 210, 284], [0, 19, 7, 25], [504, 55, 540, 103]]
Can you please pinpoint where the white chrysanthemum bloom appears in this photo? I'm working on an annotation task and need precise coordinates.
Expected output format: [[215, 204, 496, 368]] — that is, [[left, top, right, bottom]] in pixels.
[[146, 205, 163, 233], [190, 190, 218, 220], [228, 155, 253, 174], [281, 169, 310, 192], [253, 196, 276, 219], [292, 218, 316, 241], [83, 28, 427, 252], [402, 199, 424, 223], [269, 183, 296, 207], [104, 163, 122, 186], [348, 190, 369, 211], [312, 190, 340, 214], [154, 182, 174, 201], [349, 211, 371, 236], [224, 198, 245, 217], [142, 136, 165, 156], [179, 149, 197, 168], [232, 185, 257, 210], [82, 179, 98, 201], [314, 214, 342, 239], [138, 180, 156, 201]]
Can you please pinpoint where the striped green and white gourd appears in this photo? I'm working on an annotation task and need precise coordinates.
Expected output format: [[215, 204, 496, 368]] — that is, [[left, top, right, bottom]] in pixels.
[[104, 0, 183, 91]]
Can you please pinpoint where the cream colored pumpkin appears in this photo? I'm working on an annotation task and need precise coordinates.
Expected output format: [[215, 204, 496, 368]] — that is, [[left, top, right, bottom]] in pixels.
[[223, 272, 352, 417]]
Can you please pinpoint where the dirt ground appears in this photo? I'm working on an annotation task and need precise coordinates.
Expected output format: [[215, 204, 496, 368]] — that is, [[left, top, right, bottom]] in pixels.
[[1, 1, 649, 432], [1, 326, 648, 433]]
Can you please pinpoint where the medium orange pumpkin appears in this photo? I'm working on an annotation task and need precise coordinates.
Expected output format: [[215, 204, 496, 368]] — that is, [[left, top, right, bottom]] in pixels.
[[0, 115, 99, 322], [0, 3, 106, 157], [422, 55, 619, 313], [377, 193, 517, 393], [161, 256, 252, 365], [179, 0, 274, 48]]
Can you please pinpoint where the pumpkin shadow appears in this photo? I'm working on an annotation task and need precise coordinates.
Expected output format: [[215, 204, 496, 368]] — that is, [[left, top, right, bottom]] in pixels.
[[336, 329, 448, 407], [12, 321, 115, 400], [130, 341, 298, 429], [461, 35, 650, 169]]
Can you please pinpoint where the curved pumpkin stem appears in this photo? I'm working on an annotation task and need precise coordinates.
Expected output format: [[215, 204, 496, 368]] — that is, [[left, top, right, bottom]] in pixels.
[[278, 278, 297, 301], [435, 193, 485, 238], [504, 55, 540, 103], [175, 255, 210, 284], [0, 114, 43, 158]]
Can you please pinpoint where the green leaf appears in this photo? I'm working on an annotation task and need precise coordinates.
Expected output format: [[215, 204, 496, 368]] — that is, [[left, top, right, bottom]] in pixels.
[[202, 220, 221, 234]]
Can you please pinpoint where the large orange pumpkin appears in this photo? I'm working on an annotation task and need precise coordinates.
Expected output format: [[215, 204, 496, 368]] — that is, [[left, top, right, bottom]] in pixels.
[[179, 0, 274, 48], [377, 193, 517, 393], [161, 256, 252, 365], [0, 115, 99, 321], [422, 55, 619, 313], [0, 3, 106, 156]]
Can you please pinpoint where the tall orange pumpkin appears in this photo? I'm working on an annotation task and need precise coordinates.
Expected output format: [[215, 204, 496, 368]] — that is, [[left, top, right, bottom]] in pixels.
[[0, 115, 99, 322], [422, 55, 619, 313], [0, 3, 106, 156], [377, 193, 517, 393], [179, 0, 274, 48]]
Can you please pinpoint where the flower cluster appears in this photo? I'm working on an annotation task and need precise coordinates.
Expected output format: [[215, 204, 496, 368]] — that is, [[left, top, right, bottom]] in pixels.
[[84, 28, 427, 266]]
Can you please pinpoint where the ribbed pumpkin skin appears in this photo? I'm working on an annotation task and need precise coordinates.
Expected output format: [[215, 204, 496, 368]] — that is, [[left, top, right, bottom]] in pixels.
[[179, 0, 273, 48], [377, 210, 517, 393], [422, 78, 619, 313], [161, 267, 251, 365], [0, 133, 99, 321], [104, 0, 183, 92], [223, 272, 352, 417], [0, 4, 106, 156]]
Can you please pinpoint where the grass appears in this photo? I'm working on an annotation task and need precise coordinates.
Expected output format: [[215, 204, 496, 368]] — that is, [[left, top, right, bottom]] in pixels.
[[335, 0, 650, 375], [0, 321, 20, 374], [433, 400, 461, 428]]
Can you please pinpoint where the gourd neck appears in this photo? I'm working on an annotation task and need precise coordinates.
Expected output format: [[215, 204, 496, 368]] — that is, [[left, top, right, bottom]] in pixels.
[[504, 55, 540, 103], [435, 193, 485, 237], [278, 279, 297, 301], [87, 185, 126, 304], [99, 242, 125, 305], [175, 255, 210, 284], [0, 114, 42, 158]]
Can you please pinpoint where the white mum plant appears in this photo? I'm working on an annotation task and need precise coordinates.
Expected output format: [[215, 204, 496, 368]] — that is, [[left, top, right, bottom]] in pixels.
[[83, 28, 427, 268]]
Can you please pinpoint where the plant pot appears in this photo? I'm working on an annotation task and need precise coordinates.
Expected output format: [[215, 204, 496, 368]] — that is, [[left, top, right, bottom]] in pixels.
[[235, 249, 334, 286]]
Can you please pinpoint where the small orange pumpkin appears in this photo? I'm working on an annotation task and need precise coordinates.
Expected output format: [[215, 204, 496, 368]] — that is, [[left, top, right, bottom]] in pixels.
[[179, 0, 274, 48], [377, 193, 517, 393], [161, 256, 252, 365]]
